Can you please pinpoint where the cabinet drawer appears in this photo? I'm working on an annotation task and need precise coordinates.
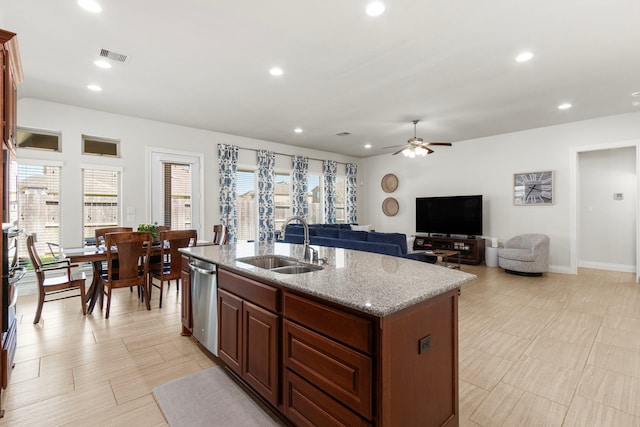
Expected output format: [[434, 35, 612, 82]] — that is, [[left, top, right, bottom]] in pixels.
[[284, 369, 371, 427], [283, 293, 372, 354], [218, 269, 278, 312], [284, 320, 372, 419]]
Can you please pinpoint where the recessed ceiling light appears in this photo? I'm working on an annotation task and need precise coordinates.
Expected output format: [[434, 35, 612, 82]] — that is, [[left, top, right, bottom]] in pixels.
[[87, 84, 102, 92], [515, 51, 534, 63], [294, 128, 303, 133], [77, 0, 102, 13], [366, 2, 386, 16], [364, 143, 372, 149], [558, 102, 572, 110], [269, 67, 283, 76], [94, 59, 111, 69], [632, 91, 640, 97]]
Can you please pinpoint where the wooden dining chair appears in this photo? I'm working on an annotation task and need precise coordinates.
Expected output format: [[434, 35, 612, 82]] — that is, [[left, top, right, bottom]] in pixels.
[[26, 233, 87, 324], [148, 229, 197, 308], [99, 231, 152, 319], [94, 227, 133, 247], [213, 224, 228, 245]]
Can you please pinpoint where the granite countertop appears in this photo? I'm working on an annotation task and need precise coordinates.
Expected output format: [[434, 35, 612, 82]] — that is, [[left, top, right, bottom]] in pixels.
[[180, 242, 476, 317]]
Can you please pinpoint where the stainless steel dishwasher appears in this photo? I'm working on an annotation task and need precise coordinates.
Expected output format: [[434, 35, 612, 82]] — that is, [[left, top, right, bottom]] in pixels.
[[189, 258, 218, 356]]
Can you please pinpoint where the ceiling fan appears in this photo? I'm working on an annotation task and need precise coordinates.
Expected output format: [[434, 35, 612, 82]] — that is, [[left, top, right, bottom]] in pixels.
[[385, 120, 452, 157]]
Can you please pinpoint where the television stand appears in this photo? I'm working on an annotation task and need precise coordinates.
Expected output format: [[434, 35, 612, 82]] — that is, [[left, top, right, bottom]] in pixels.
[[413, 235, 485, 265]]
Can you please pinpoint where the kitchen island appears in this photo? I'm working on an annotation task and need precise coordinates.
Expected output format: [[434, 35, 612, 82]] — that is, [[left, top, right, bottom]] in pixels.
[[180, 242, 476, 427]]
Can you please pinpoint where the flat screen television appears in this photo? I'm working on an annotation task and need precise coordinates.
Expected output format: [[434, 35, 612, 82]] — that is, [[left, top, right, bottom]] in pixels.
[[416, 195, 483, 237]]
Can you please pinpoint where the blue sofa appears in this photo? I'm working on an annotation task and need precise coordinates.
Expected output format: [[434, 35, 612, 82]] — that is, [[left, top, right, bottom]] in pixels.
[[279, 224, 435, 263]]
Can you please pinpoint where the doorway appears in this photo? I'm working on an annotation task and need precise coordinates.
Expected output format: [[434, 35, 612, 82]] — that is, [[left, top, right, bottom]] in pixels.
[[150, 150, 202, 235], [570, 141, 640, 282]]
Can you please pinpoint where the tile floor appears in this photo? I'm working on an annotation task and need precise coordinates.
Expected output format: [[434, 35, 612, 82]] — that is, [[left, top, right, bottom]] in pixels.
[[0, 265, 639, 426]]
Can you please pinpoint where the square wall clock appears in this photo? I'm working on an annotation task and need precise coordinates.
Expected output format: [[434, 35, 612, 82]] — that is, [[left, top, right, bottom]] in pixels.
[[514, 171, 553, 205]]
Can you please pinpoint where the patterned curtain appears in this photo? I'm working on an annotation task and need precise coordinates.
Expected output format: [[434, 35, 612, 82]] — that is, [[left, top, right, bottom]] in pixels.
[[323, 160, 337, 223], [346, 163, 357, 224], [257, 149, 276, 242], [291, 155, 309, 218], [218, 144, 239, 243]]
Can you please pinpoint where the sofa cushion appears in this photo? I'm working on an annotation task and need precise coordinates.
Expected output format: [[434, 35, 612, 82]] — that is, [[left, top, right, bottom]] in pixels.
[[339, 224, 352, 230], [498, 247, 536, 262], [339, 230, 368, 241], [367, 232, 408, 255], [323, 224, 341, 229], [285, 224, 305, 235], [315, 227, 340, 238], [339, 239, 403, 256]]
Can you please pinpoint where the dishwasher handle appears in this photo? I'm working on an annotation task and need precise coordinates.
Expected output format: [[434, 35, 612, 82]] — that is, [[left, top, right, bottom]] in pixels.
[[189, 263, 217, 276]]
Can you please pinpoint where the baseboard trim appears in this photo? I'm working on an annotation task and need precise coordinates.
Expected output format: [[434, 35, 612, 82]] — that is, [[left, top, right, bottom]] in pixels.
[[578, 261, 636, 273]]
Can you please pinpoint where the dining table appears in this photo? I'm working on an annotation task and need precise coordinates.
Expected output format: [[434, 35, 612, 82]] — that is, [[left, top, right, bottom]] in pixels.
[[63, 244, 164, 314]]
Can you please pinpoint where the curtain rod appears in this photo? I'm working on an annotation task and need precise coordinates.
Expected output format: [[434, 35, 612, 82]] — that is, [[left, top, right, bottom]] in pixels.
[[238, 147, 351, 166]]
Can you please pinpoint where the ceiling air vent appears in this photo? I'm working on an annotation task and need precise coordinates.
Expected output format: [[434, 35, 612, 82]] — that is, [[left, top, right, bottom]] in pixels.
[[336, 132, 351, 136], [99, 49, 129, 63]]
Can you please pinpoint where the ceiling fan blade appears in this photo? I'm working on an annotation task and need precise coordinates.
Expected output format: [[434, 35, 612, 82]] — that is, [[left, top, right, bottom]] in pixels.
[[392, 148, 406, 155], [426, 148, 434, 154], [382, 144, 407, 149], [424, 142, 452, 146]]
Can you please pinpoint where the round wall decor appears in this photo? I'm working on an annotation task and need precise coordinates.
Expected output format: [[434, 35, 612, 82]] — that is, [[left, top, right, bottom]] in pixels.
[[381, 173, 398, 193], [382, 197, 399, 216]]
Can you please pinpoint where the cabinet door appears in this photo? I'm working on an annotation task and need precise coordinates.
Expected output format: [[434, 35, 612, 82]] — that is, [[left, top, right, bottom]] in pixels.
[[180, 268, 192, 336], [1, 47, 5, 146], [243, 300, 279, 406], [218, 288, 243, 375]]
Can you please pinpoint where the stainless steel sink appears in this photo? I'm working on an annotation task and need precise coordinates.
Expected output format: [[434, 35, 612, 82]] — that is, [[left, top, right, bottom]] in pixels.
[[270, 264, 324, 274], [236, 255, 323, 274], [237, 255, 299, 269]]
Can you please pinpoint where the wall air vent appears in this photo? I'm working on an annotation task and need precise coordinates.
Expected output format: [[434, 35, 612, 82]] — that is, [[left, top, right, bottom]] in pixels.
[[336, 132, 351, 136], [99, 49, 129, 63]]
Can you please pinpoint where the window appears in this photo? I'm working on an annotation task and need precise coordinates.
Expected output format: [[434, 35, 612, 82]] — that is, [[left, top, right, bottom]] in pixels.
[[82, 168, 121, 244], [162, 163, 192, 230], [82, 135, 119, 157], [274, 173, 291, 230], [17, 162, 62, 263], [236, 170, 256, 242], [307, 175, 321, 224], [17, 128, 61, 152], [335, 176, 346, 223]]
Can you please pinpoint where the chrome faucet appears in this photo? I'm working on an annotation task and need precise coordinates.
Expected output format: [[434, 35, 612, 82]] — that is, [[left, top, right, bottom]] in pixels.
[[279, 216, 318, 263]]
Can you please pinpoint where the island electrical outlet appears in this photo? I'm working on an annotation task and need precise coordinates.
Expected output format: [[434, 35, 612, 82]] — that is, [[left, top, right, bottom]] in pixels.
[[419, 335, 432, 354]]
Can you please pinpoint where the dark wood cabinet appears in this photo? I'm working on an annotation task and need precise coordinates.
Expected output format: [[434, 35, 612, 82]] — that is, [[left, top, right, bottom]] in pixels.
[[180, 255, 193, 336], [217, 268, 279, 406], [1, 29, 21, 150], [210, 266, 458, 426], [0, 28, 21, 419], [218, 288, 242, 374], [414, 235, 486, 265], [243, 300, 278, 405]]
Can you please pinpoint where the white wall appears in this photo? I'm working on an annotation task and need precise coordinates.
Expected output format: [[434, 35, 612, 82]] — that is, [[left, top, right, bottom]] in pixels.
[[17, 98, 360, 247], [360, 111, 640, 273], [579, 147, 636, 270]]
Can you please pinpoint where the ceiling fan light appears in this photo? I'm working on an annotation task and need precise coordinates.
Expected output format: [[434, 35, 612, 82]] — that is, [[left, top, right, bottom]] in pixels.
[[402, 148, 411, 157], [415, 146, 428, 156]]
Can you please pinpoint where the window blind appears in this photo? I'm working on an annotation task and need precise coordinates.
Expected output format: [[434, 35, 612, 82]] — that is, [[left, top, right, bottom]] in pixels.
[[236, 170, 256, 242], [82, 169, 120, 243], [17, 163, 61, 261], [163, 162, 192, 230]]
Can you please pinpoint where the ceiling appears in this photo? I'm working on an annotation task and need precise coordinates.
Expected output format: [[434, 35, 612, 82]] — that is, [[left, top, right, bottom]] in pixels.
[[2, 0, 639, 158]]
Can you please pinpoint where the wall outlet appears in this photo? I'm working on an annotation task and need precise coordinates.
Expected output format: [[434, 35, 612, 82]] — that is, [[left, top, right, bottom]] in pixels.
[[418, 335, 432, 354]]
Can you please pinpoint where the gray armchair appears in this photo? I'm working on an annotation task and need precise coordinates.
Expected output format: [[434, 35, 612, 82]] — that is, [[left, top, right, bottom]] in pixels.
[[498, 234, 549, 276]]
